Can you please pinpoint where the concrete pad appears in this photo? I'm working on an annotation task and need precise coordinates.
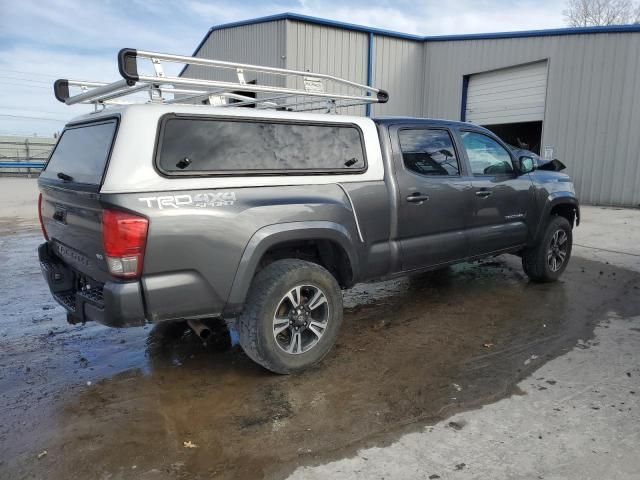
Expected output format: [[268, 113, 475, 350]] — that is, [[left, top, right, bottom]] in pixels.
[[0, 177, 39, 225], [573, 206, 640, 272], [289, 313, 640, 480], [289, 206, 640, 480]]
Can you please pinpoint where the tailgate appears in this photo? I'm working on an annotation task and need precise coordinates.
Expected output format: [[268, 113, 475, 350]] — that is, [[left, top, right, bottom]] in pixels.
[[38, 118, 118, 283], [40, 187, 109, 282]]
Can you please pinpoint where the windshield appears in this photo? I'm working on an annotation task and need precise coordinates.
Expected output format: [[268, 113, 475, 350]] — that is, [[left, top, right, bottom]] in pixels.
[[41, 119, 117, 186]]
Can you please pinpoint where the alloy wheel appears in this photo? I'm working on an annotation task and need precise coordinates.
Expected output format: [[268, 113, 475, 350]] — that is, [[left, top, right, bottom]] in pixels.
[[547, 229, 568, 272], [272, 284, 329, 354]]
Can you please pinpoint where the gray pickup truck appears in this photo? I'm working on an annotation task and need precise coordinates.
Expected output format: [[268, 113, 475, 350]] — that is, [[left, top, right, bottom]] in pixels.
[[39, 48, 581, 374], [37, 104, 579, 374]]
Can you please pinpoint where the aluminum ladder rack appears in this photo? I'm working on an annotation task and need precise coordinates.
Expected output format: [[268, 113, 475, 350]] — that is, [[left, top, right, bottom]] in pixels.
[[54, 48, 389, 113]]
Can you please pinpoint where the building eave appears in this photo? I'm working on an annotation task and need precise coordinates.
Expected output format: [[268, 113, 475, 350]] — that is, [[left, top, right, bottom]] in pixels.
[[180, 12, 640, 76]]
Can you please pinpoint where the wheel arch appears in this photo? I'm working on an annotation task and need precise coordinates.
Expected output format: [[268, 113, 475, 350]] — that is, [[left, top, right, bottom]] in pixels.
[[224, 221, 359, 316], [533, 193, 580, 244]]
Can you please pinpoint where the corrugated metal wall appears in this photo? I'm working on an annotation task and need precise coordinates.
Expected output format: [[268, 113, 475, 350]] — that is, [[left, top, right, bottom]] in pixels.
[[284, 24, 425, 117], [371, 36, 424, 117], [286, 21, 369, 116], [423, 33, 640, 206], [184, 19, 639, 205], [182, 21, 287, 88]]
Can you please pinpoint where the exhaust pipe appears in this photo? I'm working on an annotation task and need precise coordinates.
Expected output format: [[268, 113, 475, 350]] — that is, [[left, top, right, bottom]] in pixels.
[[187, 319, 211, 340]]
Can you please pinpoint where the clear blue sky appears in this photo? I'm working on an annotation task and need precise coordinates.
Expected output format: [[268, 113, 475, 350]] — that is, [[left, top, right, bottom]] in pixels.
[[0, 0, 567, 138]]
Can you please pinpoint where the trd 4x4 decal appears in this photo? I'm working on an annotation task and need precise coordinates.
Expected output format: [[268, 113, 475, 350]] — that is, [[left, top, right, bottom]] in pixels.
[[138, 192, 236, 209]]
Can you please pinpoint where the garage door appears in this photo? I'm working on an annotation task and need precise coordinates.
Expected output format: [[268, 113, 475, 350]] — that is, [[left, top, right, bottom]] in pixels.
[[465, 61, 548, 125]]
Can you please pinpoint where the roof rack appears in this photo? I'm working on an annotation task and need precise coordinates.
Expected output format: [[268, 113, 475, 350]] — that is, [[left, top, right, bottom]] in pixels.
[[53, 48, 389, 114]]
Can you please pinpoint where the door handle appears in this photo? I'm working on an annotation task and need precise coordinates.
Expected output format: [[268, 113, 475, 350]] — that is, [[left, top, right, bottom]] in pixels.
[[475, 190, 492, 198], [406, 193, 430, 203]]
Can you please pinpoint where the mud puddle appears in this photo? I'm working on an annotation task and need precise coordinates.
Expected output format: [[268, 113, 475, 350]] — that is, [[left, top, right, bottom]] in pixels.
[[1, 227, 640, 479]]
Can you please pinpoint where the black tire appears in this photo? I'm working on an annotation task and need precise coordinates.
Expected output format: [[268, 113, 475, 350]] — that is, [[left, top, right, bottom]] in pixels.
[[237, 259, 343, 374], [522, 216, 573, 282]]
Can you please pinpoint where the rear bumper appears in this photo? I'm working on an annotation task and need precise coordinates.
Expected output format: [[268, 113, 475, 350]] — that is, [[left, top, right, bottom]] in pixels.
[[38, 242, 146, 327]]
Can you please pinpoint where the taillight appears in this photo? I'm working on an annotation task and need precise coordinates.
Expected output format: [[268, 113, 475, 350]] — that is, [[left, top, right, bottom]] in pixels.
[[38, 193, 49, 240], [102, 209, 149, 279]]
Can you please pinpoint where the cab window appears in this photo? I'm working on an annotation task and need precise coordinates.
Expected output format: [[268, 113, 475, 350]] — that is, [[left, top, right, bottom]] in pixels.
[[461, 131, 514, 175], [398, 129, 460, 176]]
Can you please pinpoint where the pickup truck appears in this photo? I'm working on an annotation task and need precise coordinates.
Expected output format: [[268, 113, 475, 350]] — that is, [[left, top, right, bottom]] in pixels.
[[38, 104, 579, 374]]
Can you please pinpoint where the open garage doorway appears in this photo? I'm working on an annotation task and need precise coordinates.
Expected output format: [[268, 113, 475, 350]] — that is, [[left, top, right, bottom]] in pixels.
[[464, 60, 548, 155], [484, 121, 543, 154]]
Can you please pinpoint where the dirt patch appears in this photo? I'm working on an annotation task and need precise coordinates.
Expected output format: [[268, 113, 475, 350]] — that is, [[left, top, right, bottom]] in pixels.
[[1, 228, 639, 479]]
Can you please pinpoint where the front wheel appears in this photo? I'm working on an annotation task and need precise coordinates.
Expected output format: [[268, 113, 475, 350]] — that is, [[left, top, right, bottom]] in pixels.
[[237, 259, 343, 374], [522, 216, 573, 282]]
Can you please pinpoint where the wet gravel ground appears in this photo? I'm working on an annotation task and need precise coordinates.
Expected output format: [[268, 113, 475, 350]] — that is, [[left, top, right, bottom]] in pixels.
[[1, 223, 639, 479]]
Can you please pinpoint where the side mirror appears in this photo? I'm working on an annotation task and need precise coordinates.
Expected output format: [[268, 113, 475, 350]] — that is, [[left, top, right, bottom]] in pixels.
[[518, 155, 535, 174], [537, 158, 566, 172]]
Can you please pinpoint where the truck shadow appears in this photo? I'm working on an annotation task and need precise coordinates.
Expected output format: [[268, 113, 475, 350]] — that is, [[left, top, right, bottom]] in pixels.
[[36, 257, 640, 479]]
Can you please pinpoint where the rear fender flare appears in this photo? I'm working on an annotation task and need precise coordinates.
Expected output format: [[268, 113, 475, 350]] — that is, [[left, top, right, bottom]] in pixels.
[[224, 221, 359, 315]]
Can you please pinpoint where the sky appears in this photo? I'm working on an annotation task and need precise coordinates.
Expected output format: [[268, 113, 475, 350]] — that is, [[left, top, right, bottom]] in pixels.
[[0, 0, 568, 138]]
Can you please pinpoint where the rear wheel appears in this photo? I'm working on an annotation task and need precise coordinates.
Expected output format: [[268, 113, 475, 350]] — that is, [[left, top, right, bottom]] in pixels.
[[522, 216, 573, 282], [237, 259, 343, 374]]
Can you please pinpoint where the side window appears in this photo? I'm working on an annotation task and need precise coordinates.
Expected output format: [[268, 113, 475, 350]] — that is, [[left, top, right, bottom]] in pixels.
[[461, 131, 514, 175], [398, 129, 460, 176], [157, 118, 366, 174]]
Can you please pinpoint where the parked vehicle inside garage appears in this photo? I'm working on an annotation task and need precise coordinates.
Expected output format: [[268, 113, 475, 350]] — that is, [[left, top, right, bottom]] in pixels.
[[38, 49, 579, 373]]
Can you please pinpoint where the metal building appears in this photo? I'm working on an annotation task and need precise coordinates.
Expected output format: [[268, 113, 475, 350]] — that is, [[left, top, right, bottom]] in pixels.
[[182, 13, 640, 206]]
